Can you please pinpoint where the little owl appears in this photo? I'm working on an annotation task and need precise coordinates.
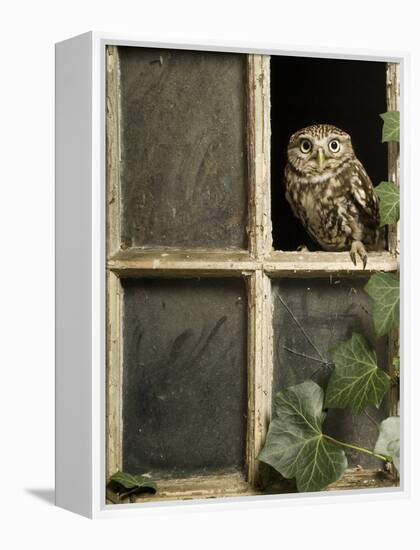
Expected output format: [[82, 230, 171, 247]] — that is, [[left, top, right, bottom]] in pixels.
[[284, 124, 379, 268]]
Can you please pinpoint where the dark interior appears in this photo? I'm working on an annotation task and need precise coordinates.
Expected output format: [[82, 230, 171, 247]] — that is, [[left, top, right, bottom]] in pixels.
[[270, 56, 388, 251]]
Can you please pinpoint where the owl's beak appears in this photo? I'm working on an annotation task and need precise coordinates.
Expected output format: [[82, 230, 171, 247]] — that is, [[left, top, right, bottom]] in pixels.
[[317, 148, 325, 169]]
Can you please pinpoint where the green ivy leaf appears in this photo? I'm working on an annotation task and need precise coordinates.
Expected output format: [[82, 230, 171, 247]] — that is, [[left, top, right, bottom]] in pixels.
[[364, 272, 400, 337], [380, 111, 400, 142], [392, 356, 400, 375], [374, 417, 400, 474], [108, 471, 157, 494], [375, 181, 400, 227], [258, 381, 347, 492], [325, 333, 390, 415]]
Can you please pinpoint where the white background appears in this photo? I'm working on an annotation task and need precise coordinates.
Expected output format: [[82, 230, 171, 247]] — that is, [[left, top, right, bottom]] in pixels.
[[1, 0, 418, 547]]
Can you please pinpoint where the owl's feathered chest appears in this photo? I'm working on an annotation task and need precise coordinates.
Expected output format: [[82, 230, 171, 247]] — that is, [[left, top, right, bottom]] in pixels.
[[284, 162, 378, 251]]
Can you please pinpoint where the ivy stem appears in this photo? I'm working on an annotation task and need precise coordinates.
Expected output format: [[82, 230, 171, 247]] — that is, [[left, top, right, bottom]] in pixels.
[[323, 434, 391, 463]]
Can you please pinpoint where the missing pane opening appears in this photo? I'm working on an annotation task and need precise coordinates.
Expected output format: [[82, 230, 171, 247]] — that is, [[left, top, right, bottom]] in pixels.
[[270, 56, 388, 252]]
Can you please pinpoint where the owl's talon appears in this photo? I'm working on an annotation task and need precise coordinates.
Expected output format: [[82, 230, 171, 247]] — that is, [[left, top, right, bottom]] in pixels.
[[362, 255, 368, 270], [350, 241, 368, 269]]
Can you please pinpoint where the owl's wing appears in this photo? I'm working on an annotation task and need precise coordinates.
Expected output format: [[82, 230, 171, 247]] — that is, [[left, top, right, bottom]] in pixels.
[[338, 159, 380, 232]]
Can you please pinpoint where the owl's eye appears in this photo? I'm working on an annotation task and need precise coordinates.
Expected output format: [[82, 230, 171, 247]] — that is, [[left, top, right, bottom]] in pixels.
[[328, 139, 341, 153], [299, 139, 312, 154]]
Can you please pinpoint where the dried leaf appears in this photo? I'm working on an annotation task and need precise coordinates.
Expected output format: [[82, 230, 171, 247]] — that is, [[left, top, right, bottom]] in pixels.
[[375, 417, 400, 474]]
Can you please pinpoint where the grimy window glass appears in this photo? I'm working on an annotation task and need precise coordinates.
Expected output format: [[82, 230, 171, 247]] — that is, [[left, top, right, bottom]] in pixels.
[[118, 47, 248, 249], [122, 278, 247, 478], [272, 278, 388, 468]]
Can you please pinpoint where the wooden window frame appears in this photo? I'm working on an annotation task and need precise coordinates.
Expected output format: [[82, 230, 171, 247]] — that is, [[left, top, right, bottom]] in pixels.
[[106, 47, 399, 503]]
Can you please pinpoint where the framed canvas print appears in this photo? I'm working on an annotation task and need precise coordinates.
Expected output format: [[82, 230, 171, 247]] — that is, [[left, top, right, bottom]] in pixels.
[[55, 32, 406, 518]]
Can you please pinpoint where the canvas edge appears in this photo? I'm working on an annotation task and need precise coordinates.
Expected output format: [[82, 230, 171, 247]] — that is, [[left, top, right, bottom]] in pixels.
[[54, 31, 410, 519], [55, 30, 94, 519]]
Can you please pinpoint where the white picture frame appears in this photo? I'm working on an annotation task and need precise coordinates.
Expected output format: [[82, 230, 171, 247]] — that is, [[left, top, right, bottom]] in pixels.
[[55, 31, 409, 518]]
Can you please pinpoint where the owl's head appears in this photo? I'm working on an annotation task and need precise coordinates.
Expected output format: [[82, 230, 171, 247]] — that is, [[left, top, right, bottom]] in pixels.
[[287, 124, 355, 181]]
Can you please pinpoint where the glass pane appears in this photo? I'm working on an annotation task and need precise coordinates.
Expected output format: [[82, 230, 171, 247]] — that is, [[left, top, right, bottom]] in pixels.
[[122, 278, 247, 478], [272, 277, 388, 468], [117, 47, 248, 249]]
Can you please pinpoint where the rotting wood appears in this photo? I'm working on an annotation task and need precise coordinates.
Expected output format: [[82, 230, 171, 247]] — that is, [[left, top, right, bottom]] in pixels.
[[247, 55, 272, 259], [106, 45, 123, 481], [386, 62, 400, 258], [246, 274, 256, 484], [106, 45, 122, 257], [258, 274, 273, 484], [327, 467, 397, 491], [385, 63, 400, 455], [106, 271, 123, 479], [110, 472, 251, 504], [247, 271, 272, 487], [264, 251, 398, 277], [105, 468, 397, 505], [107, 249, 398, 278], [108, 249, 256, 276]]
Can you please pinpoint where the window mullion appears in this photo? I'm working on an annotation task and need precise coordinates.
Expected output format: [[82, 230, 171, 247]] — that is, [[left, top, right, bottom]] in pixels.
[[386, 62, 400, 420], [106, 271, 123, 479], [246, 54, 272, 488], [247, 270, 273, 487], [386, 62, 400, 257], [106, 46, 123, 482], [106, 45, 122, 257], [247, 54, 272, 260]]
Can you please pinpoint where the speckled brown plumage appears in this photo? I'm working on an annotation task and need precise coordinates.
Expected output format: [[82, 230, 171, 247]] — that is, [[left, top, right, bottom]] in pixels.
[[284, 124, 380, 267]]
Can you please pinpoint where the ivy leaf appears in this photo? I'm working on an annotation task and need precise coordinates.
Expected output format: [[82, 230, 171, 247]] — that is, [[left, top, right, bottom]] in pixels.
[[364, 272, 400, 337], [375, 181, 400, 226], [374, 417, 400, 474], [258, 381, 347, 492], [380, 111, 400, 142], [392, 356, 400, 375], [325, 333, 390, 415], [108, 471, 157, 495]]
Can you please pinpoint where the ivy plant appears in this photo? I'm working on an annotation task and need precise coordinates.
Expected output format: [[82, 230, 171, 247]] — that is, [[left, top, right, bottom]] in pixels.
[[375, 181, 400, 227], [107, 471, 157, 503], [325, 333, 390, 415], [376, 111, 400, 227], [259, 112, 401, 492], [365, 272, 400, 337], [380, 111, 400, 142], [259, 380, 392, 492], [375, 417, 400, 474], [258, 381, 348, 492]]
